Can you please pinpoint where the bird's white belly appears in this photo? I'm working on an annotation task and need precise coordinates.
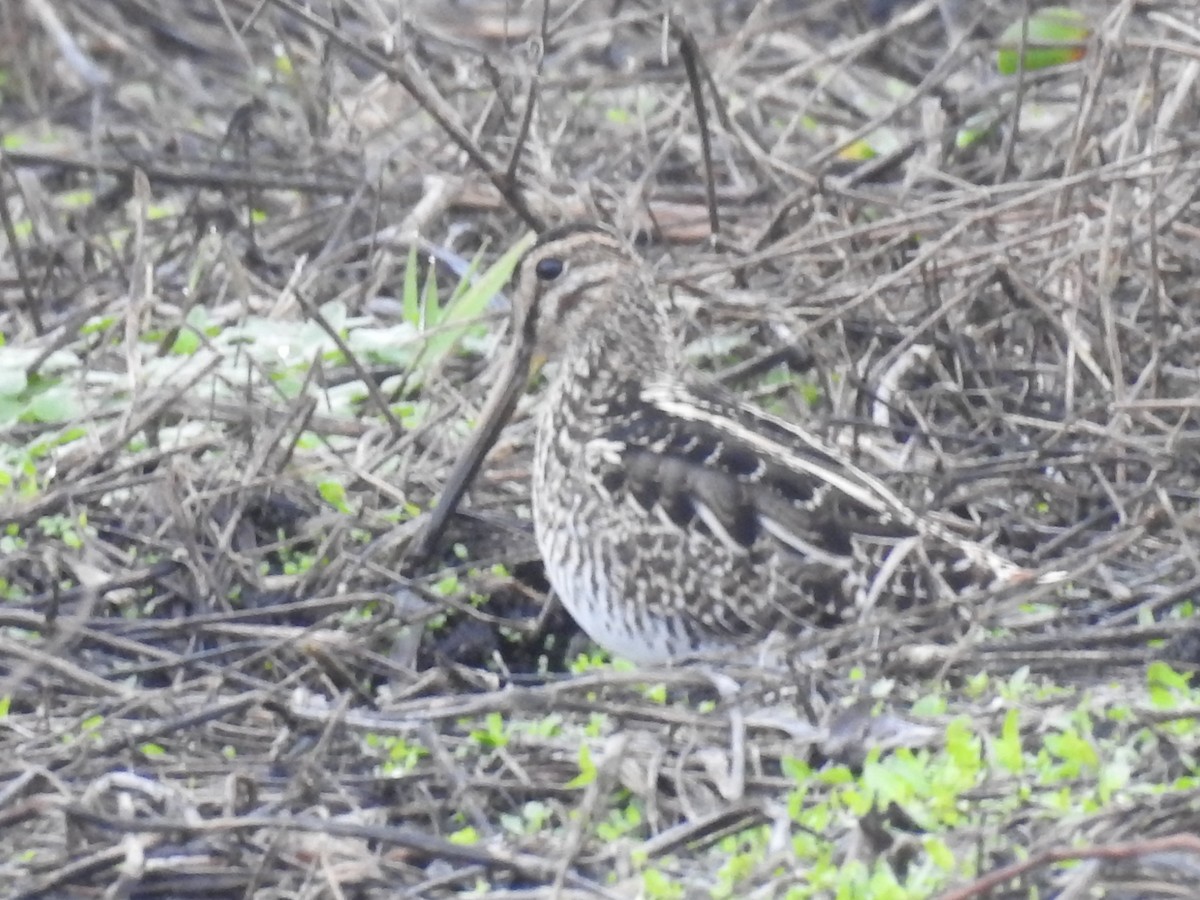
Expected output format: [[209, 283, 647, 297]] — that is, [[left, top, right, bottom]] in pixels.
[[535, 515, 690, 665]]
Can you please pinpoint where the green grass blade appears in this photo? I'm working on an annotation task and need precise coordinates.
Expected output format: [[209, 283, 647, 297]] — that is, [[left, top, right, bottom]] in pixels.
[[402, 242, 421, 328], [420, 231, 536, 367]]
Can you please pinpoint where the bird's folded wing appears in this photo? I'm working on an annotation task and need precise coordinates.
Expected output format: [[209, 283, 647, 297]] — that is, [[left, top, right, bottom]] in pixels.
[[587, 378, 919, 564], [590, 377, 1027, 583]]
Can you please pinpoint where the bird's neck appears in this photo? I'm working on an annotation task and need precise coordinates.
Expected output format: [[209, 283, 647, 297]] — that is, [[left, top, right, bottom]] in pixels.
[[553, 278, 676, 406]]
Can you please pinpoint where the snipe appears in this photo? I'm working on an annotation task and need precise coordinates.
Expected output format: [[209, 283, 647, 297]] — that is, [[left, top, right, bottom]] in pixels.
[[416, 224, 1049, 664]]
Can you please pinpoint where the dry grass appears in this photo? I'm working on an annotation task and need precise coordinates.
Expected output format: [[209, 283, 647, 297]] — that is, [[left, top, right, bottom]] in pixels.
[[4, 0, 1200, 897]]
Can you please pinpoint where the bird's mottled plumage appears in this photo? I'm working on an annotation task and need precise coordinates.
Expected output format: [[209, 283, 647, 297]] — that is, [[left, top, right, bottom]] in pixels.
[[423, 223, 1039, 664]]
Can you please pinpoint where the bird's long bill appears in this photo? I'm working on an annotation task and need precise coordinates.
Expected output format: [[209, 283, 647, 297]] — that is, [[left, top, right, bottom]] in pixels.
[[411, 333, 537, 561]]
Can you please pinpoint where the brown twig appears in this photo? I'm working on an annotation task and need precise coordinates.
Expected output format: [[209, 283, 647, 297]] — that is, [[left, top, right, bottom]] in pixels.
[[939, 833, 1200, 900], [672, 20, 721, 240], [267, 0, 545, 231]]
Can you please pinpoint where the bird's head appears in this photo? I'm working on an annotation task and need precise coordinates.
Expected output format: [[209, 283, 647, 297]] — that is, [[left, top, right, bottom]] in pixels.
[[510, 223, 637, 359], [411, 222, 645, 561]]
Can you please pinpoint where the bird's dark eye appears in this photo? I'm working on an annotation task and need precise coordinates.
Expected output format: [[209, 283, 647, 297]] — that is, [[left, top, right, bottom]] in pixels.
[[535, 257, 564, 281]]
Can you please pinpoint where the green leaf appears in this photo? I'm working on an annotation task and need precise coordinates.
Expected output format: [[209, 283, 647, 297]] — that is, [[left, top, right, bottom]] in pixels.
[[566, 742, 596, 788], [924, 836, 956, 871], [838, 138, 877, 161], [319, 299, 348, 333], [0, 365, 27, 397], [419, 232, 536, 366], [470, 711, 508, 749], [642, 682, 667, 704], [956, 110, 1000, 150], [444, 245, 486, 307], [643, 868, 685, 900], [169, 331, 199, 355], [317, 479, 350, 513], [1148, 660, 1189, 690], [25, 387, 76, 423], [1098, 757, 1131, 804], [170, 306, 211, 355], [420, 253, 440, 328], [945, 717, 981, 774], [782, 756, 812, 784], [402, 242, 421, 327], [996, 7, 1090, 75], [0, 396, 23, 426], [1147, 660, 1190, 709], [1044, 728, 1098, 777], [57, 189, 95, 209], [994, 708, 1024, 774], [912, 693, 946, 716]]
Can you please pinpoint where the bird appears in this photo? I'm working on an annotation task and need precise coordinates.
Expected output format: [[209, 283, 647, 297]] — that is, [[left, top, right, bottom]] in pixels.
[[415, 223, 1051, 665]]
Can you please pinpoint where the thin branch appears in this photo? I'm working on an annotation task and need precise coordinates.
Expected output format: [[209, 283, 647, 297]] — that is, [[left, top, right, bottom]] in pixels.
[[268, 0, 544, 231]]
